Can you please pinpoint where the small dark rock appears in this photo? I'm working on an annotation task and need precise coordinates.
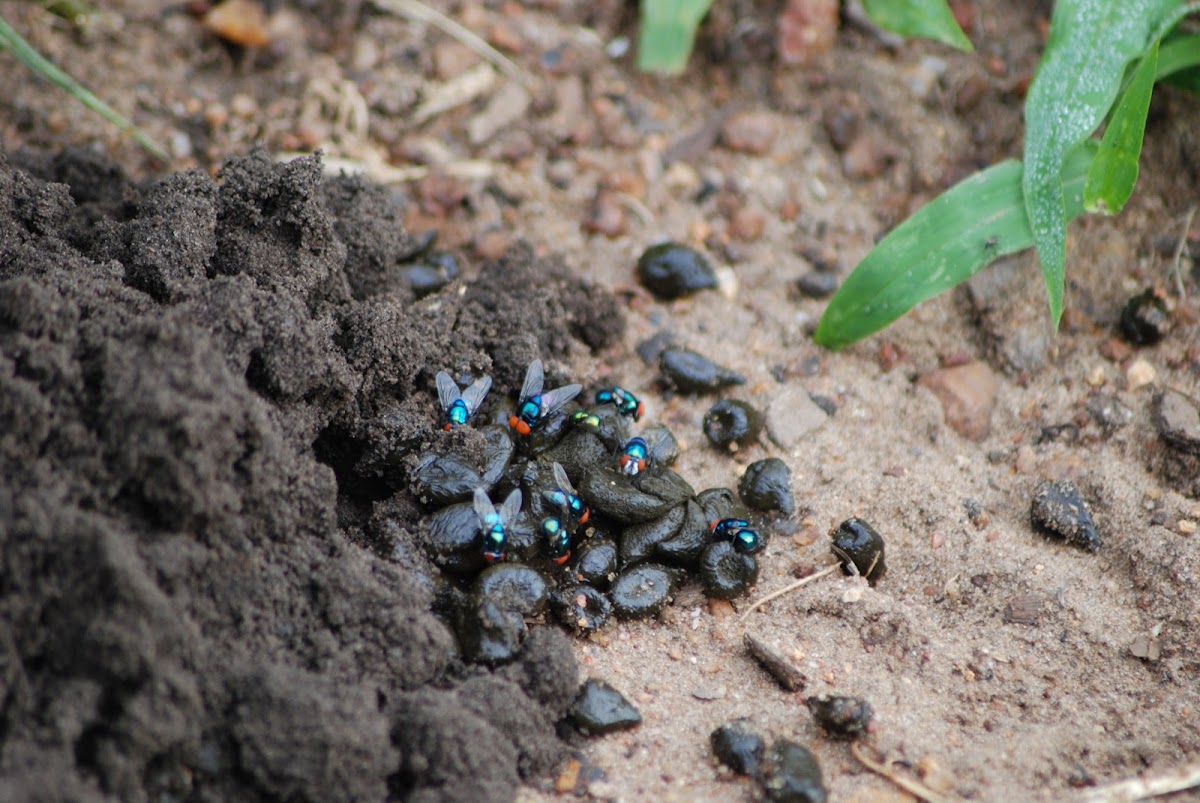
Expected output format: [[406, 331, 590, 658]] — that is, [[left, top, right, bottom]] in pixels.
[[830, 518, 886, 583], [699, 541, 759, 599], [571, 538, 618, 589], [637, 242, 717, 300], [610, 563, 676, 618], [660, 348, 746, 394], [739, 458, 794, 515], [569, 679, 642, 735], [1030, 480, 1101, 551], [808, 393, 837, 417], [1119, 288, 1170, 346], [1085, 393, 1133, 433], [1152, 389, 1200, 456], [795, 272, 838, 298], [758, 740, 826, 803], [703, 399, 764, 448], [806, 695, 873, 739], [711, 719, 766, 776], [552, 584, 612, 632]]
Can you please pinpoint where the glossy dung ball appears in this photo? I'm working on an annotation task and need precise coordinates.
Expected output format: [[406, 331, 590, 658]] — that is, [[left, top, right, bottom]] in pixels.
[[830, 518, 886, 584], [703, 399, 764, 449], [636, 242, 717, 300], [699, 540, 759, 599], [610, 563, 676, 619], [710, 719, 765, 776], [569, 679, 642, 735], [1119, 288, 1170, 346], [759, 740, 827, 803], [738, 457, 794, 515], [571, 538, 618, 589], [805, 695, 874, 740], [660, 348, 746, 394]]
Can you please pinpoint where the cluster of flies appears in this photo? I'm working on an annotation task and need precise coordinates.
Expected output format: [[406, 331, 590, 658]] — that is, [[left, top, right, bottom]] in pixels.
[[436, 359, 760, 568]]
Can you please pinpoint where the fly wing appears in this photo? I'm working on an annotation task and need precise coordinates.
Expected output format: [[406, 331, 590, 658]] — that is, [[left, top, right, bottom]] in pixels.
[[518, 359, 544, 403], [646, 429, 674, 462], [551, 461, 576, 495], [500, 488, 523, 524], [436, 371, 461, 411], [538, 383, 583, 415], [473, 487, 498, 526], [461, 374, 493, 414]]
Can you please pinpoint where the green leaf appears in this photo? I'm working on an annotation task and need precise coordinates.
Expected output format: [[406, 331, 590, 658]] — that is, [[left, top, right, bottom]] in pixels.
[[1021, 0, 1178, 326], [1084, 42, 1158, 214], [637, 0, 714, 75], [1157, 31, 1200, 79], [813, 143, 1098, 351], [861, 0, 973, 51], [0, 14, 167, 161]]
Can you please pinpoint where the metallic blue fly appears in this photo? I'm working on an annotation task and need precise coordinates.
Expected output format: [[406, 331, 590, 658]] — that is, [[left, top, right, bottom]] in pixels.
[[473, 487, 522, 563], [709, 517, 762, 554], [508, 359, 582, 436], [543, 462, 590, 527], [618, 431, 670, 477], [436, 370, 492, 431], [540, 516, 572, 565], [595, 386, 645, 421]]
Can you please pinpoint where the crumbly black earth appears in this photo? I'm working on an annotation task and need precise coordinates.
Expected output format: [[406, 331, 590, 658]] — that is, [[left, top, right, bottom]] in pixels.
[[0, 147, 621, 802]]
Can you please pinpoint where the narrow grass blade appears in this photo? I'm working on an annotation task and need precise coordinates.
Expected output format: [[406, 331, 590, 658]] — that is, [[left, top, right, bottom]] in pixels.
[[637, 0, 714, 74], [813, 143, 1098, 351], [861, 0, 973, 51], [1157, 32, 1200, 91], [1084, 42, 1158, 214], [0, 15, 167, 160], [1021, 0, 1176, 326]]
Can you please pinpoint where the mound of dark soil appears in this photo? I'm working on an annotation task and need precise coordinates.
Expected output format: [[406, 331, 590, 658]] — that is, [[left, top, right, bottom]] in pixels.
[[0, 147, 622, 802]]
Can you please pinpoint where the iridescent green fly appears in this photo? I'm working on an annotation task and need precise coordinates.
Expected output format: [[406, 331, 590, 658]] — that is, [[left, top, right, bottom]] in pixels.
[[436, 370, 492, 431], [473, 487, 522, 563], [509, 359, 582, 436], [708, 517, 762, 554], [595, 386, 645, 421]]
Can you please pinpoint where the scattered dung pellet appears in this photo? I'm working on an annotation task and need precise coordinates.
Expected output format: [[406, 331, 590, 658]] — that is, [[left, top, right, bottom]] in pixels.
[[711, 719, 766, 775], [610, 563, 676, 618], [699, 541, 759, 599], [703, 399, 763, 448], [552, 584, 612, 632], [474, 562, 549, 616], [660, 348, 746, 394], [636, 242, 717, 300], [569, 679, 642, 735], [795, 271, 838, 298], [1030, 480, 1101, 551], [739, 458, 795, 515], [805, 694, 873, 739], [1119, 287, 1170, 346], [744, 633, 807, 692], [758, 740, 827, 803], [829, 518, 887, 583]]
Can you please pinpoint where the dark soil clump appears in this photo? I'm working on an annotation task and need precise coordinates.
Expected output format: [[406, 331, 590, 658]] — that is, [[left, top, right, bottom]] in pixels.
[[0, 147, 618, 802]]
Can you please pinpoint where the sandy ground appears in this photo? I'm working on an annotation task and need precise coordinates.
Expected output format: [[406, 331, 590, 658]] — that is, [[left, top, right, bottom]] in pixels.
[[2, 0, 1199, 800]]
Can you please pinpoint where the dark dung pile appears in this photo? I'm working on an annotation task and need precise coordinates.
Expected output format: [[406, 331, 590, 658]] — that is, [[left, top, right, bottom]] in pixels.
[[0, 147, 622, 802]]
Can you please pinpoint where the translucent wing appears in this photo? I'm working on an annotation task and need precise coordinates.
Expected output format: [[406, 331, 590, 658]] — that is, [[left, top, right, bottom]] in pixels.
[[460, 374, 492, 414], [518, 359, 544, 403], [473, 487, 498, 526], [538, 383, 583, 415], [551, 461, 576, 496], [499, 488, 523, 524], [436, 371, 461, 411], [646, 429, 674, 462]]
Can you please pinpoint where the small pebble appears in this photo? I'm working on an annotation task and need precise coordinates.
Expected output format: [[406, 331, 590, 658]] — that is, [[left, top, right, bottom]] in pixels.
[[766, 387, 829, 449], [637, 242, 717, 300], [660, 348, 746, 394], [805, 695, 873, 739], [1126, 357, 1156, 390], [918, 361, 999, 441], [711, 719, 766, 775], [738, 458, 795, 515], [728, 207, 767, 241], [830, 518, 887, 583], [704, 399, 764, 449], [1152, 389, 1200, 456], [569, 679, 642, 735], [795, 272, 838, 298], [744, 633, 807, 692], [1030, 480, 1101, 551], [721, 111, 778, 155]]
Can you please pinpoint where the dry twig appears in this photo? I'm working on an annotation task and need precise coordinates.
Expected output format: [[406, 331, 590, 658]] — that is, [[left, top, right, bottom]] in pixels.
[[1169, 205, 1196, 300], [737, 563, 840, 626], [850, 742, 959, 803], [1078, 760, 1200, 802]]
